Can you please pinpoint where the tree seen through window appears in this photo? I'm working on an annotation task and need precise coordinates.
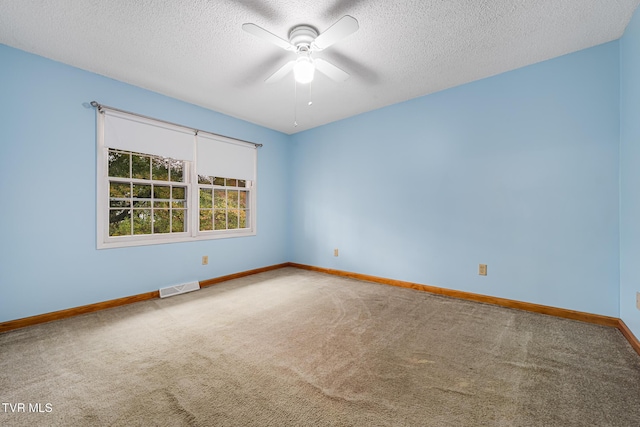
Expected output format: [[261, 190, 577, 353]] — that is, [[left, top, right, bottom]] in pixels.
[[108, 150, 186, 237]]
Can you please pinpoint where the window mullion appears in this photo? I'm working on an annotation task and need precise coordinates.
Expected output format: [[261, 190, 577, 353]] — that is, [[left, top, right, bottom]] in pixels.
[[168, 184, 173, 234], [189, 161, 197, 237], [129, 182, 134, 236], [225, 188, 229, 230]]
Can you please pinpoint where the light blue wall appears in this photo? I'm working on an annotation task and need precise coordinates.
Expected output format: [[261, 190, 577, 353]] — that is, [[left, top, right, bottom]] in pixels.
[[0, 35, 631, 325], [620, 7, 640, 338], [290, 42, 621, 317], [0, 44, 290, 323]]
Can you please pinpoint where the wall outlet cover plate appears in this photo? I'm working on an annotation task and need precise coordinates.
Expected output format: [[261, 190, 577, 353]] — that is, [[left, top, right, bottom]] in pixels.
[[479, 264, 487, 276]]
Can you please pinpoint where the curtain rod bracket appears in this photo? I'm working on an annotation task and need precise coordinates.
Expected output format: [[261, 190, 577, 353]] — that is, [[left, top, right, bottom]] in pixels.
[[90, 101, 104, 113]]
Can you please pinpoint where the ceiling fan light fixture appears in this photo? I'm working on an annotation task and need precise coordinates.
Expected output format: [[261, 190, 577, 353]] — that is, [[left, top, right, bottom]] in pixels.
[[294, 55, 315, 84]]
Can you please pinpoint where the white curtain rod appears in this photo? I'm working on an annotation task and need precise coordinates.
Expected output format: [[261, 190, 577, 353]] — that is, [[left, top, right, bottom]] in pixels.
[[90, 101, 263, 148]]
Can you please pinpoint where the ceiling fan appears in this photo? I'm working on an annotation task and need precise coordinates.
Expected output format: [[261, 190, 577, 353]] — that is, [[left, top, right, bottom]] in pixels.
[[242, 15, 359, 85]]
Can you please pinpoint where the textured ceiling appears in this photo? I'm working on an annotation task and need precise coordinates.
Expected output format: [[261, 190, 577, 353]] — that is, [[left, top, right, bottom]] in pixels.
[[1, 1, 639, 134]]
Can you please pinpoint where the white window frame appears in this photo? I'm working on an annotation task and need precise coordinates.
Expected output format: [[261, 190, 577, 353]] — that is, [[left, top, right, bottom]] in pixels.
[[196, 176, 254, 235], [96, 109, 257, 249]]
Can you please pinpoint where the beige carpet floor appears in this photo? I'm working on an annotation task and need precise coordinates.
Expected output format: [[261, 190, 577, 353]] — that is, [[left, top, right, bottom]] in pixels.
[[1, 267, 639, 426]]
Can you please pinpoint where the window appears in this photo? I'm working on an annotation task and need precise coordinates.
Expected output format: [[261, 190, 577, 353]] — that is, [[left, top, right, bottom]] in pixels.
[[96, 107, 257, 249], [198, 176, 251, 231], [108, 150, 188, 237]]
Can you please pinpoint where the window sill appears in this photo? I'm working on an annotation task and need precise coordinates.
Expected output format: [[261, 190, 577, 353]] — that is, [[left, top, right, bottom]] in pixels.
[[97, 229, 256, 249]]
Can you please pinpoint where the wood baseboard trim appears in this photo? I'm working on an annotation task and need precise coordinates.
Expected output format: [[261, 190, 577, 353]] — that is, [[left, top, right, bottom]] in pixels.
[[199, 263, 290, 288], [288, 263, 621, 328], [617, 319, 640, 356], [0, 263, 291, 334], [0, 291, 159, 334]]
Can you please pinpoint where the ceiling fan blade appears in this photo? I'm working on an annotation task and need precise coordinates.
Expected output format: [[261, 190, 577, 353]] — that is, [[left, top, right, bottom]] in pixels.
[[311, 15, 359, 51], [242, 23, 295, 51], [265, 60, 295, 83], [314, 58, 350, 82]]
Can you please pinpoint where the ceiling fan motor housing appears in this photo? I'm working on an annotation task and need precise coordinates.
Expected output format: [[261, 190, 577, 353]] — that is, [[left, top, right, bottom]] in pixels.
[[289, 25, 318, 51]]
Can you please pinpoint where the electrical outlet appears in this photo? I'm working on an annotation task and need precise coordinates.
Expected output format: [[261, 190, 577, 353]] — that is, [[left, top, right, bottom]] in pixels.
[[334, 249, 339, 257], [479, 264, 487, 276], [202, 256, 209, 265], [636, 292, 640, 311]]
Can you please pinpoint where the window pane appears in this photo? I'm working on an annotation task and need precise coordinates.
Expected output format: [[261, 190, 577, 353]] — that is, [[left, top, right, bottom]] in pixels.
[[154, 185, 170, 199], [226, 178, 237, 187], [228, 190, 239, 208], [108, 151, 130, 178], [109, 209, 131, 236], [200, 209, 213, 231], [110, 182, 131, 198], [133, 209, 152, 234], [154, 201, 170, 208], [172, 186, 186, 200], [152, 158, 169, 181], [228, 209, 239, 229], [110, 200, 130, 208], [133, 184, 151, 198], [213, 177, 225, 186], [170, 162, 184, 183], [200, 188, 212, 208], [133, 200, 151, 208], [153, 209, 170, 234], [238, 180, 246, 188], [239, 210, 247, 228], [198, 175, 212, 184], [172, 200, 185, 209], [214, 189, 226, 208], [214, 209, 226, 230], [132, 155, 150, 180], [172, 209, 185, 232], [239, 191, 247, 209]]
